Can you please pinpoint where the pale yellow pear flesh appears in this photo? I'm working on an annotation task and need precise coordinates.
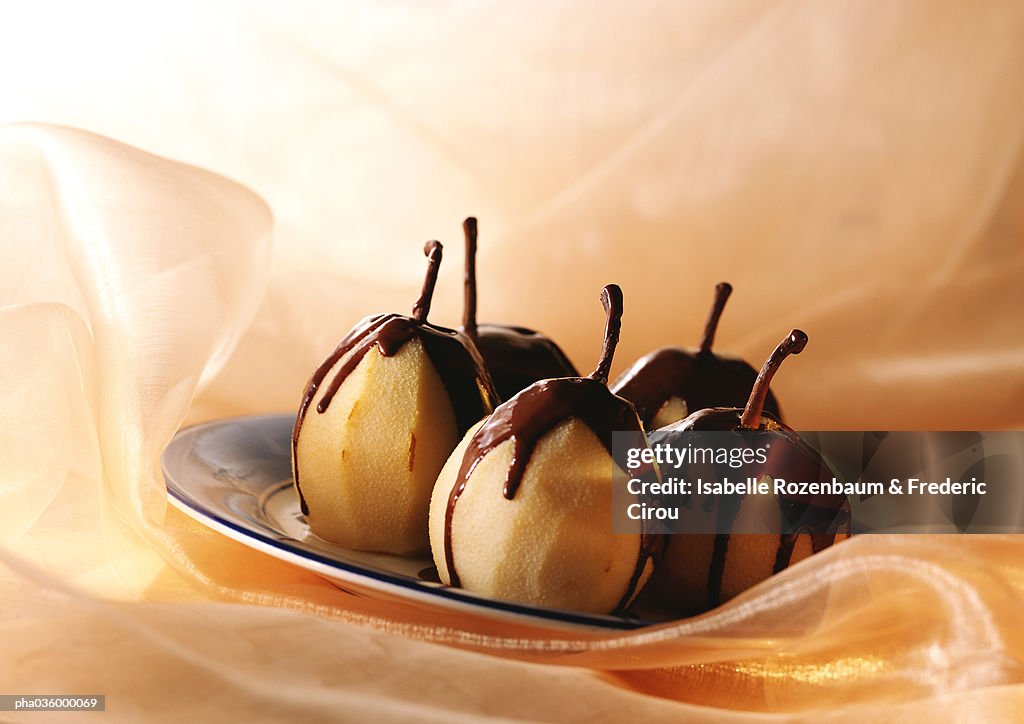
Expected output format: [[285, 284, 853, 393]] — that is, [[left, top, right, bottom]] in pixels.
[[294, 336, 460, 555], [649, 396, 688, 430], [645, 475, 849, 614], [429, 418, 652, 615]]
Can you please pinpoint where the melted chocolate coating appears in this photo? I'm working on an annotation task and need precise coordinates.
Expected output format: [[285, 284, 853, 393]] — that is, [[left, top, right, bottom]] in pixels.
[[442, 377, 658, 612], [612, 349, 781, 429], [475, 323, 579, 401], [662, 407, 849, 609], [292, 313, 497, 516]]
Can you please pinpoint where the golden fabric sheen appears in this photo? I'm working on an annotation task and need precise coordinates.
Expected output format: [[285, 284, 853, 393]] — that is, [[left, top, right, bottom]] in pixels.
[[1, 2, 1024, 720]]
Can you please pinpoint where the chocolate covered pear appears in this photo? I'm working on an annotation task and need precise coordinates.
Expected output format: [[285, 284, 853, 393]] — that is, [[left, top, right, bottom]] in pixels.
[[292, 241, 498, 555], [612, 282, 780, 429], [461, 217, 578, 400], [429, 284, 658, 614], [644, 330, 849, 615]]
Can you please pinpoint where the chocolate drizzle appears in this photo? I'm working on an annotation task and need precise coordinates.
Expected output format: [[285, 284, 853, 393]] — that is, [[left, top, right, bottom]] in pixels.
[[452, 377, 641, 504], [474, 325, 578, 401], [292, 241, 497, 515], [612, 282, 781, 429], [613, 350, 780, 428], [773, 527, 846, 577], [460, 216, 578, 400], [616, 507, 663, 614], [443, 284, 658, 612]]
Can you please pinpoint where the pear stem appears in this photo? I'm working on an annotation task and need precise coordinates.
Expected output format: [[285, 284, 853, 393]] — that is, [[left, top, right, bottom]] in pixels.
[[462, 217, 478, 339], [589, 284, 623, 386], [412, 241, 443, 323], [698, 282, 732, 354], [739, 329, 808, 429]]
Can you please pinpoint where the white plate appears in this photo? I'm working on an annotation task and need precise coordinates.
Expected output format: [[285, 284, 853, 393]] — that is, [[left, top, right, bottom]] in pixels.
[[162, 414, 658, 631]]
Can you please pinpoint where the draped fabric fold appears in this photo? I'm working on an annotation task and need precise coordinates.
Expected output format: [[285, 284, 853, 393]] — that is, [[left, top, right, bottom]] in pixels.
[[1, 1, 1024, 719]]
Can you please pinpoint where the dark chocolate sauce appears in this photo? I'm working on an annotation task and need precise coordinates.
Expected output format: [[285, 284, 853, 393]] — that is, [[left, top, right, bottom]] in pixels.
[[612, 282, 781, 429], [443, 285, 659, 613], [615, 512, 663, 614], [460, 216, 578, 401], [311, 314, 495, 432], [613, 349, 780, 428], [292, 241, 497, 515], [474, 325, 578, 401], [772, 506, 848, 575]]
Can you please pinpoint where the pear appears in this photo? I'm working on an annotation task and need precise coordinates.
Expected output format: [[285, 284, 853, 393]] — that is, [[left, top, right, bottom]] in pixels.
[[429, 284, 660, 614], [292, 241, 498, 555], [612, 282, 781, 430], [643, 330, 849, 615], [461, 217, 578, 400]]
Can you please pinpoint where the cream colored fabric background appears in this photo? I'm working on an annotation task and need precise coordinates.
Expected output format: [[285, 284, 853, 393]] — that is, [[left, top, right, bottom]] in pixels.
[[1, 1, 1023, 720]]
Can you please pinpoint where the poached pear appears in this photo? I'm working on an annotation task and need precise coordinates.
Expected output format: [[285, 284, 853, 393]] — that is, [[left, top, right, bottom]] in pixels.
[[461, 217, 578, 400], [429, 284, 660, 614], [643, 330, 850, 615], [292, 241, 498, 555], [612, 282, 781, 429]]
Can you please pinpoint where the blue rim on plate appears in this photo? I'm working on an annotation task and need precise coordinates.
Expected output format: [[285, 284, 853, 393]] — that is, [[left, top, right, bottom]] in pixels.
[[162, 413, 659, 631]]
